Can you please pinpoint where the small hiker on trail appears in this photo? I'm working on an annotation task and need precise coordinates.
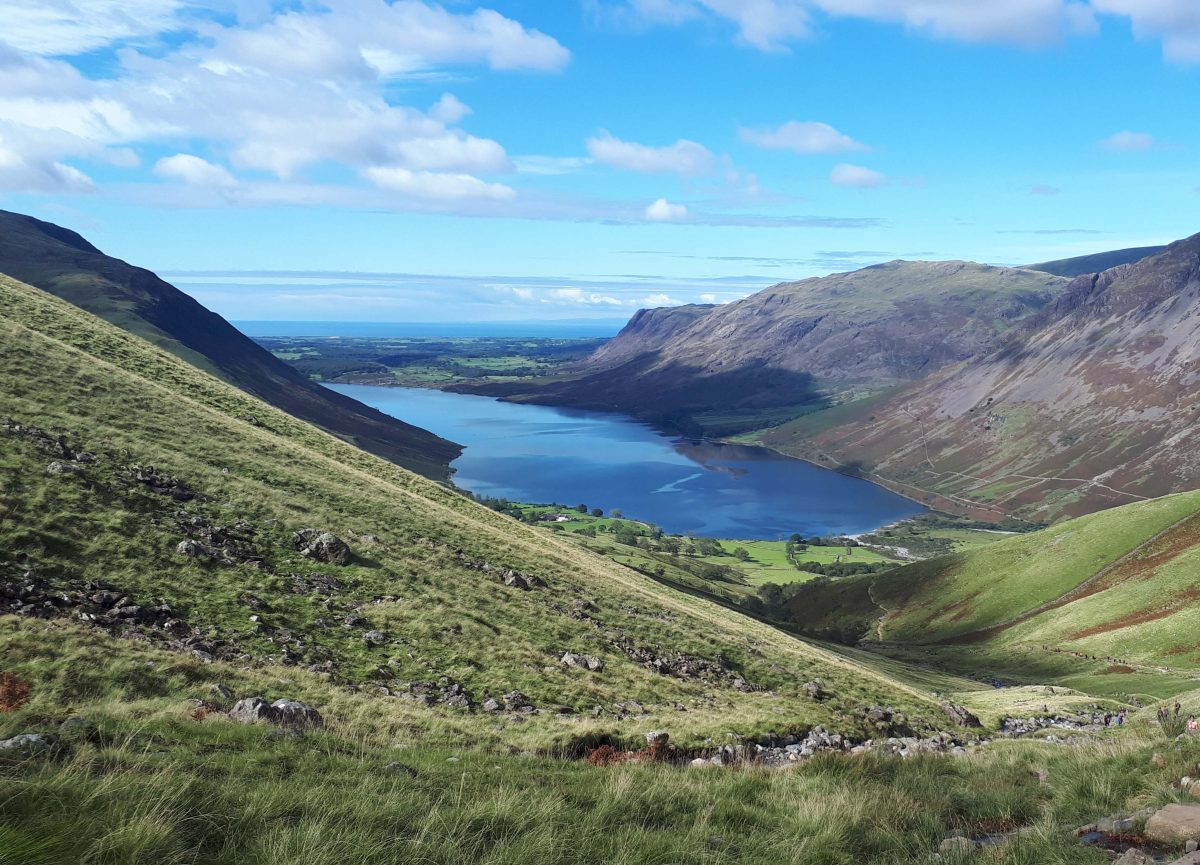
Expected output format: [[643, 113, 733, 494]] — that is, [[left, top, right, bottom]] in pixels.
[[1117, 710, 1126, 726], [1188, 715, 1198, 733]]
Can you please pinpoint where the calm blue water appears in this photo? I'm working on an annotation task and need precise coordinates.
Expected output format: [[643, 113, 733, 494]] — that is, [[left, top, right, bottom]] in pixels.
[[327, 383, 925, 540]]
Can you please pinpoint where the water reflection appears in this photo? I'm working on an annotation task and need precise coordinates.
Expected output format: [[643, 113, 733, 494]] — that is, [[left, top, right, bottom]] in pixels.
[[327, 383, 925, 539]]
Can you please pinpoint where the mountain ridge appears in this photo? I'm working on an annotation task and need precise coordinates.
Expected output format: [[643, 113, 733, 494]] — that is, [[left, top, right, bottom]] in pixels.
[[0, 210, 460, 480]]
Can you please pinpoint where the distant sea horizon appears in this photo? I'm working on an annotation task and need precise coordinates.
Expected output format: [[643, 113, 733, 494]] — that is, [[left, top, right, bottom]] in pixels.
[[232, 320, 627, 338]]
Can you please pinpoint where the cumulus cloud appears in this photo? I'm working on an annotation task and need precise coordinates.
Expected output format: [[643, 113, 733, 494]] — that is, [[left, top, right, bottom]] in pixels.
[[587, 132, 716, 175], [645, 198, 689, 221], [154, 154, 237, 187], [1098, 130, 1155, 152], [830, 163, 887, 188], [739, 120, 869, 154], [1092, 0, 1200, 63], [0, 1, 557, 201]]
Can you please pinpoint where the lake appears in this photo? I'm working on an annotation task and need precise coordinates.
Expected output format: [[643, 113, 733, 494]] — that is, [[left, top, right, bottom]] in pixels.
[[327, 383, 925, 540]]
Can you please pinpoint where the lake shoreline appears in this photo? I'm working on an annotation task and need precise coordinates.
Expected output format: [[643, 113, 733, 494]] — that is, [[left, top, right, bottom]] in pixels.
[[324, 381, 926, 540]]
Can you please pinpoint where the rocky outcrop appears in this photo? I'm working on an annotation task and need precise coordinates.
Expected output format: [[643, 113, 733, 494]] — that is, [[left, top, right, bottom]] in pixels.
[[229, 697, 324, 729], [560, 652, 605, 672], [1145, 804, 1200, 845], [292, 529, 352, 565], [940, 702, 982, 728]]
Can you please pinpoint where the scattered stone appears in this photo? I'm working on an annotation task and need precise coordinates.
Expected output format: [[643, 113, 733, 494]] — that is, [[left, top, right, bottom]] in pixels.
[[128, 465, 197, 501], [57, 716, 93, 739], [1114, 849, 1156, 865], [560, 652, 605, 672], [292, 529, 351, 565], [1000, 711, 1125, 736], [384, 761, 417, 777], [1145, 805, 1200, 844], [803, 679, 826, 701], [1188, 841, 1199, 854], [45, 461, 85, 477], [644, 731, 669, 747], [210, 683, 234, 700], [482, 698, 501, 713], [0, 733, 54, 754], [362, 630, 387, 647], [502, 691, 533, 713]]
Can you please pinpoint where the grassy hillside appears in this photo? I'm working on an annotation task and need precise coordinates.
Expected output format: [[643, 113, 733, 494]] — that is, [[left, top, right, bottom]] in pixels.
[[788, 491, 1200, 695], [0, 270, 985, 748], [0, 210, 459, 479], [1027, 245, 1165, 277]]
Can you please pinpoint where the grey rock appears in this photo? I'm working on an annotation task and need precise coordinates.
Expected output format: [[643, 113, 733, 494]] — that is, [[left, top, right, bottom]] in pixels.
[[482, 698, 501, 713], [1114, 850, 1156, 865], [210, 683, 233, 700], [644, 730, 669, 746], [292, 529, 352, 566], [561, 652, 604, 672], [270, 699, 323, 729], [803, 679, 826, 700], [384, 761, 417, 777], [45, 461, 84, 476], [229, 696, 273, 724], [0, 733, 53, 754], [57, 716, 93, 738], [362, 630, 387, 647], [940, 702, 982, 728]]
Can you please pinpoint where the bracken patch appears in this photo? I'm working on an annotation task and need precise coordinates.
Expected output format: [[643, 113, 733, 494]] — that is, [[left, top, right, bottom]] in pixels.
[[0, 672, 31, 711]]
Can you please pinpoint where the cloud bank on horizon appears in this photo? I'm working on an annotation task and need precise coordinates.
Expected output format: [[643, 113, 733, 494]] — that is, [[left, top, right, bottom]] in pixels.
[[0, 0, 1197, 320]]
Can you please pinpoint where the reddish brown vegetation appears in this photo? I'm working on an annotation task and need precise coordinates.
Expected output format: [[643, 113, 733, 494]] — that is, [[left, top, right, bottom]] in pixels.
[[0, 673, 30, 711], [1104, 664, 1135, 674], [1069, 586, 1200, 640]]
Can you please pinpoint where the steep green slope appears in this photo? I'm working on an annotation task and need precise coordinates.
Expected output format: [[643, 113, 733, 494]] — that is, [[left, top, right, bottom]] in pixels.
[[0, 210, 459, 479], [0, 271, 968, 747], [788, 490, 1200, 680]]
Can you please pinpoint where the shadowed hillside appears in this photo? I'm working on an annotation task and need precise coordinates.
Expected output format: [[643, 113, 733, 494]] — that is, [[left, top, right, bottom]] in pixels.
[[765, 233, 1200, 520], [0, 210, 460, 480]]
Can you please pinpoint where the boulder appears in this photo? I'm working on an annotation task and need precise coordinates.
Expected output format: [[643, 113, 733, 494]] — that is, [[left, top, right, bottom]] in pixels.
[[482, 698, 501, 713], [803, 679, 826, 701], [644, 730, 669, 747], [229, 696, 274, 724], [270, 699, 324, 729], [292, 529, 351, 565], [940, 702, 982, 728], [229, 696, 323, 729], [1146, 805, 1200, 844], [45, 461, 84, 476], [0, 733, 54, 754], [362, 630, 387, 647]]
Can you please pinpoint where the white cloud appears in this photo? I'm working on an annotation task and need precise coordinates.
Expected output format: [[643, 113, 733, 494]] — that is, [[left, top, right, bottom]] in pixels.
[[0, 0, 191, 56], [699, 293, 719, 303], [739, 120, 869, 154], [645, 198, 689, 221], [0, 1, 549, 201], [830, 163, 887, 188], [1092, 0, 1200, 63], [362, 166, 516, 201], [430, 94, 471, 124], [642, 293, 679, 305], [1097, 130, 1155, 152], [600, 0, 1095, 49], [0, 143, 94, 192], [587, 132, 716, 175], [154, 153, 237, 187], [549, 288, 624, 305]]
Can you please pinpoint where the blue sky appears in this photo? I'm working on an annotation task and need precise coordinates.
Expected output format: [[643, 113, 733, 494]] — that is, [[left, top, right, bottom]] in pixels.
[[1, 1, 1198, 322]]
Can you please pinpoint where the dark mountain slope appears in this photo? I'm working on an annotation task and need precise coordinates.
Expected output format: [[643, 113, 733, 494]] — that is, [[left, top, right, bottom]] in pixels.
[[467, 261, 1069, 434], [0, 210, 459, 479], [1027, 245, 1166, 277], [765, 233, 1200, 520]]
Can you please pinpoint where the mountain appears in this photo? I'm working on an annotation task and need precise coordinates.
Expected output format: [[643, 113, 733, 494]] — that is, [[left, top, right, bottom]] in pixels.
[[0, 268, 964, 749], [764, 233, 1200, 521], [0, 210, 459, 480], [1027, 245, 1166, 277], [789, 488, 1200, 689], [4, 258, 1199, 865], [466, 261, 1068, 435]]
